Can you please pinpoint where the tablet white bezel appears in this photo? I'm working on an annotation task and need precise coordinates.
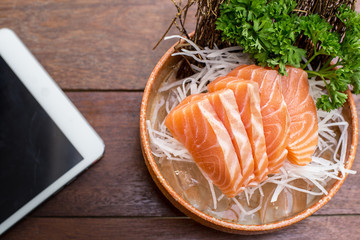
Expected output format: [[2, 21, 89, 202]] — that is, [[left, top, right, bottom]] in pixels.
[[0, 28, 105, 235]]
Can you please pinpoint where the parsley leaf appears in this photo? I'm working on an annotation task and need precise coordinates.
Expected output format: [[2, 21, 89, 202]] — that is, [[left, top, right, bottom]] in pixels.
[[216, 1, 360, 111], [216, 0, 303, 75]]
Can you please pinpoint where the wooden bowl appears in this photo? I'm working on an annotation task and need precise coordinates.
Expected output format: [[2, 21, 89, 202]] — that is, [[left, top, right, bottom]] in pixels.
[[139, 43, 358, 234]]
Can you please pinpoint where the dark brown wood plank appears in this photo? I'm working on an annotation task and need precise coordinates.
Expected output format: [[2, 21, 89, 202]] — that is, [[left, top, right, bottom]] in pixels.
[[0, 0, 195, 90], [31, 91, 182, 217], [2, 215, 360, 240], [1, 1, 357, 91], [28, 92, 360, 217]]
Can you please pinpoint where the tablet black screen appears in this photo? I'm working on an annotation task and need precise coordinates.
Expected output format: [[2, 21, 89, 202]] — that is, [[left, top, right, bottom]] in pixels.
[[0, 56, 83, 223]]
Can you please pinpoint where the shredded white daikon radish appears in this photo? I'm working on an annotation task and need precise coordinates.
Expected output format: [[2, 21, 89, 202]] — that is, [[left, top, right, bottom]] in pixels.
[[147, 35, 355, 216]]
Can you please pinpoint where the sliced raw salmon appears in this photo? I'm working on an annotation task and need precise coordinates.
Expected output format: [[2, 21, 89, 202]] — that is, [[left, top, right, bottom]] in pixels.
[[168, 90, 255, 184], [165, 92, 245, 197], [225, 65, 291, 173], [280, 67, 318, 165], [207, 89, 255, 187], [208, 79, 269, 183]]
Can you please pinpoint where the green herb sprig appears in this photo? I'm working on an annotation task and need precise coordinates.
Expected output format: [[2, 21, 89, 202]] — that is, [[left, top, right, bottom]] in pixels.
[[216, 0, 360, 111]]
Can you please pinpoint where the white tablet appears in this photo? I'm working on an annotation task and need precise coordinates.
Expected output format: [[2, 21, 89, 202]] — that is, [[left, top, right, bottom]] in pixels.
[[0, 28, 105, 235]]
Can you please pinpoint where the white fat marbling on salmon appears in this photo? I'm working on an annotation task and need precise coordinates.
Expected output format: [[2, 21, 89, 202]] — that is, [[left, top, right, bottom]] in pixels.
[[226, 65, 291, 173], [165, 94, 245, 198], [208, 79, 269, 184], [217, 90, 255, 186], [280, 67, 318, 165]]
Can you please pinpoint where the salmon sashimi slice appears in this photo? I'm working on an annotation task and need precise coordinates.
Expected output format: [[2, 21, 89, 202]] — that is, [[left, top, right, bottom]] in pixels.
[[165, 94, 208, 144], [172, 89, 256, 186], [226, 65, 291, 173], [207, 89, 255, 187], [165, 94, 244, 197], [208, 79, 269, 183], [280, 67, 318, 165]]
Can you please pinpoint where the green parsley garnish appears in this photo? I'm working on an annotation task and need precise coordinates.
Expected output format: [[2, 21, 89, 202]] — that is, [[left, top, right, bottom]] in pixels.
[[216, 0, 360, 111]]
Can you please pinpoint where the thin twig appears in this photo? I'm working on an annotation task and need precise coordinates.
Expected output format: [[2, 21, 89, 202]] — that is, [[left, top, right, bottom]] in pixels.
[[153, 3, 190, 50]]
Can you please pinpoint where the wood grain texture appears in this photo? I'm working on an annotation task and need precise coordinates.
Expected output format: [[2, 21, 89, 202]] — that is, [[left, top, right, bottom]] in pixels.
[[0, 1, 360, 239], [31, 91, 182, 217], [2, 216, 360, 240], [26, 92, 360, 217], [0, 1, 358, 90], [0, 0, 195, 90]]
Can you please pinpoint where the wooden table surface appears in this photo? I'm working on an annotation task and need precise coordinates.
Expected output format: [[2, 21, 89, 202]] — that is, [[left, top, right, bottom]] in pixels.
[[1, 1, 360, 239]]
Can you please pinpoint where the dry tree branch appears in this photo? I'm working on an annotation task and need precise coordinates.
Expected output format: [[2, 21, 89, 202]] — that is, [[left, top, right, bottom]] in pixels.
[[295, 0, 356, 66], [153, 0, 196, 50], [154, 0, 226, 50], [154, 0, 357, 77]]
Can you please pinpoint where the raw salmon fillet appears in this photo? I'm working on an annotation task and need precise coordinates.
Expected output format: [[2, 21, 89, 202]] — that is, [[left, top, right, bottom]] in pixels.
[[165, 90, 250, 197], [208, 79, 269, 183], [207, 89, 255, 187], [225, 65, 291, 173], [172, 90, 256, 186], [280, 67, 318, 165]]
